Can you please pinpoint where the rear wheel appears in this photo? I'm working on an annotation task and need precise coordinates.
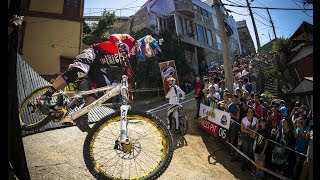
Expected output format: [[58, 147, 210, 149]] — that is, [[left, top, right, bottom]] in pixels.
[[83, 111, 174, 179], [19, 86, 53, 131]]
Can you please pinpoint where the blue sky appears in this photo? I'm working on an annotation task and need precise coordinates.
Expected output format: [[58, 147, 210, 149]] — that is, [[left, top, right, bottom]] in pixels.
[[84, 0, 313, 50]]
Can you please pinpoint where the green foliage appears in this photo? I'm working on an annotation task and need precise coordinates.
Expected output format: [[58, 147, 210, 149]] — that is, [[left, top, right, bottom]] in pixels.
[[261, 91, 276, 101], [158, 30, 195, 83], [82, 10, 116, 45], [130, 28, 194, 88], [82, 21, 91, 35], [272, 37, 291, 52]]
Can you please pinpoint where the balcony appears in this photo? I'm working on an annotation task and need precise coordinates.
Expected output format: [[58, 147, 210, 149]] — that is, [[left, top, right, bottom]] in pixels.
[[175, 0, 195, 18]]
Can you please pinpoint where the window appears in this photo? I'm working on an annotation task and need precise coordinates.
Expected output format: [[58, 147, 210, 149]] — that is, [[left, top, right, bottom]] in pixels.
[[193, 5, 200, 14], [216, 34, 222, 50], [201, 8, 209, 23], [207, 29, 213, 47], [186, 20, 194, 37], [197, 24, 206, 43], [212, 15, 218, 29], [179, 16, 185, 35], [64, 0, 80, 17], [65, 0, 78, 7]]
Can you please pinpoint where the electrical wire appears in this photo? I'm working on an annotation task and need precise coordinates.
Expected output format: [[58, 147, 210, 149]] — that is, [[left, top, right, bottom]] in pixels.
[[222, 3, 313, 10]]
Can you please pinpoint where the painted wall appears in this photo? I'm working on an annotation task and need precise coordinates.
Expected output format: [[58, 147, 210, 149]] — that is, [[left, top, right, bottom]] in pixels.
[[22, 17, 81, 75], [29, 0, 64, 14]]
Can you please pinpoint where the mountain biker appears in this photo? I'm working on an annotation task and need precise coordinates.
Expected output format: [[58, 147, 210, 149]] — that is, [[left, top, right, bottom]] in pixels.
[[36, 34, 162, 132], [165, 77, 185, 134]]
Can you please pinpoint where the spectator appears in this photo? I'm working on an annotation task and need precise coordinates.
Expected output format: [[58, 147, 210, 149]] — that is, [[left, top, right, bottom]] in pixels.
[[252, 118, 270, 178], [240, 107, 258, 172], [272, 103, 282, 128], [279, 100, 289, 117], [300, 128, 313, 180], [228, 94, 241, 162], [194, 76, 204, 119], [270, 117, 295, 178], [292, 114, 309, 180], [235, 88, 242, 102], [242, 77, 253, 94], [248, 66, 257, 91], [218, 92, 231, 111], [233, 77, 241, 94], [259, 98, 267, 118], [202, 76, 210, 96], [243, 90, 253, 106], [212, 70, 221, 84], [253, 94, 264, 119], [218, 80, 227, 98], [206, 85, 219, 108]]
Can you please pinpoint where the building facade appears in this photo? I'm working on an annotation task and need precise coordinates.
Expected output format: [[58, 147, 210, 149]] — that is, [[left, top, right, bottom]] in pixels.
[[236, 20, 255, 56], [120, 0, 241, 76], [20, 0, 84, 79]]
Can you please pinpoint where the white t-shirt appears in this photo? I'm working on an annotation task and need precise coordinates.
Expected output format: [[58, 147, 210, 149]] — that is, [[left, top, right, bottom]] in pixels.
[[165, 85, 185, 105], [241, 116, 258, 130]]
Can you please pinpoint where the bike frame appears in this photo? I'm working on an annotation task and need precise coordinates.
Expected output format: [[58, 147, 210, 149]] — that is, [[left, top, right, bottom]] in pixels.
[[58, 75, 131, 143]]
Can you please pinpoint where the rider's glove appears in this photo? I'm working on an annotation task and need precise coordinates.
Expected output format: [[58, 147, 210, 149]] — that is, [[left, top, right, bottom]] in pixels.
[[9, 14, 24, 28]]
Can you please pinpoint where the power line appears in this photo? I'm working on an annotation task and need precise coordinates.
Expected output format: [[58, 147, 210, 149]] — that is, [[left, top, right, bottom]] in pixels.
[[222, 3, 313, 10], [225, 9, 249, 16], [121, 0, 141, 8]]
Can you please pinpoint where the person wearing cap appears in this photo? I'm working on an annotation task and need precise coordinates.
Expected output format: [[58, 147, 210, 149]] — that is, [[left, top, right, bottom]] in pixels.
[[165, 76, 185, 133], [228, 93, 241, 161]]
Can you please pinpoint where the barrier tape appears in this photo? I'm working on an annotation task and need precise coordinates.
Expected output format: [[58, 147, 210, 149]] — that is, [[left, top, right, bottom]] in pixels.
[[146, 92, 194, 113], [230, 119, 309, 158], [147, 97, 195, 113], [226, 141, 291, 180]]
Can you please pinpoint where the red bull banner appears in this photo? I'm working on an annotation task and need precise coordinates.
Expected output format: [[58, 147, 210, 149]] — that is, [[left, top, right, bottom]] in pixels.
[[159, 60, 179, 94], [198, 104, 231, 139]]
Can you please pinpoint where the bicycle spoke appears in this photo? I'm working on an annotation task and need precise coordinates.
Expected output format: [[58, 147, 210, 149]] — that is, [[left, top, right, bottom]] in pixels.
[[85, 113, 173, 179]]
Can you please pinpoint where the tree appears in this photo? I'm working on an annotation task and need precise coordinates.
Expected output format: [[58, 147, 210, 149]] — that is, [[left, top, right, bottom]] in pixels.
[[82, 10, 116, 45], [130, 28, 195, 88], [82, 21, 91, 35]]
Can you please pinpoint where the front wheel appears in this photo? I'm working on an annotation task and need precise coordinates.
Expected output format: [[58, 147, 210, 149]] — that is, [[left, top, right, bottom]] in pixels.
[[179, 115, 188, 136], [83, 111, 174, 180]]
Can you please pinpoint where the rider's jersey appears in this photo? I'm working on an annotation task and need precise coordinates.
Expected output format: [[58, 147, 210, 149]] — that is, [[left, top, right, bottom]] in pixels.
[[165, 85, 185, 105], [74, 34, 136, 69]]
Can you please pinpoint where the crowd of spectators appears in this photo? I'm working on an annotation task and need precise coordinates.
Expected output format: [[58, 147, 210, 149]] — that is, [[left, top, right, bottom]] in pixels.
[[190, 57, 313, 180]]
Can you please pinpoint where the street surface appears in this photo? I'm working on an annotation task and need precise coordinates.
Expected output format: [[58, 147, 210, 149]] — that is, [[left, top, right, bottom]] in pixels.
[[23, 93, 252, 179]]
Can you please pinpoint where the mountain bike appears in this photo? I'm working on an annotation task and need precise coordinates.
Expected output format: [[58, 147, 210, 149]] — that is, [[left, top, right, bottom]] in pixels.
[[19, 74, 174, 179], [168, 104, 188, 136]]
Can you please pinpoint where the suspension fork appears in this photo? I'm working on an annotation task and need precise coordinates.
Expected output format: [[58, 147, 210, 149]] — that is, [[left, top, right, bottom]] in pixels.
[[119, 75, 131, 144]]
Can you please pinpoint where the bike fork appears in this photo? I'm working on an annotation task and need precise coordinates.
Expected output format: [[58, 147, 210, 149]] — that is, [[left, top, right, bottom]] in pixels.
[[120, 104, 131, 144]]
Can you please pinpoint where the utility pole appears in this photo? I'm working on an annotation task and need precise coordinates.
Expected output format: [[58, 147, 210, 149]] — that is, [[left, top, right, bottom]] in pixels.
[[267, 8, 277, 39], [212, 0, 233, 93], [268, 30, 272, 41], [246, 0, 261, 52]]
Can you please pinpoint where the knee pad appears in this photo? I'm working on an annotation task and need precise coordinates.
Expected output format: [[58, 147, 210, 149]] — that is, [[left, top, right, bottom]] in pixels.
[[61, 67, 87, 84]]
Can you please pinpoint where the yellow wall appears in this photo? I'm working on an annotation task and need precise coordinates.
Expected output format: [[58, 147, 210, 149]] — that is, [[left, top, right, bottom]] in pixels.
[[29, 0, 64, 14], [22, 16, 81, 75]]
